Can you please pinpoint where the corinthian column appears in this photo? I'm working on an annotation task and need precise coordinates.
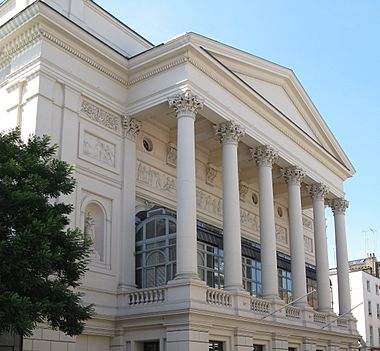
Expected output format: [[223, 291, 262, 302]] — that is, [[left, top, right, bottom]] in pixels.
[[331, 198, 351, 316], [216, 121, 245, 291], [251, 145, 279, 300], [307, 183, 331, 312], [168, 90, 203, 280], [282, 166, 308, 307], [119, 116, 141, 291]]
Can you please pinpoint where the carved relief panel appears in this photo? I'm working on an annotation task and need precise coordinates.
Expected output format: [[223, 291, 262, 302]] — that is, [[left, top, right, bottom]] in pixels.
[[78, 123, 121, 174]]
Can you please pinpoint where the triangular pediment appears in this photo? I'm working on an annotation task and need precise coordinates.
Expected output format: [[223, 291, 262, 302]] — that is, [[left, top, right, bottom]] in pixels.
[[235, 74, 319, 140], [188, 37, 354, 174]]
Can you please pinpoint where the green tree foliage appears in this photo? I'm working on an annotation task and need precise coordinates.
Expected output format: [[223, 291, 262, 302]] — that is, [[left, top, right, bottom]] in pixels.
[[0, 128, 93, 337]]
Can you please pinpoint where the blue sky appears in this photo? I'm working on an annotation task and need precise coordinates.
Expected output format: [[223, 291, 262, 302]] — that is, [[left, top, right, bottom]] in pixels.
[[96, 0, 380, 265]]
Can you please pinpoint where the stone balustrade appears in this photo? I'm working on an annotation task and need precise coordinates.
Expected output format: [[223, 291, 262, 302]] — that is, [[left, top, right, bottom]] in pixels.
[[127, 287, 166, 305], [250, 296, 270, 314], [285, 305, 301, 319], [206, 288, 232, 307], [123, 284, 354, 334]]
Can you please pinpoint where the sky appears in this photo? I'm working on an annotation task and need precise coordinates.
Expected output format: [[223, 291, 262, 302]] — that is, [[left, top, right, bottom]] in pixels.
[[96, 0, 380, 266]]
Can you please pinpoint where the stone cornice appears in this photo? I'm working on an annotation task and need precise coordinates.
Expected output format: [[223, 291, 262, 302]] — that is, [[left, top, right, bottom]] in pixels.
[[0, 2, 129, 85]]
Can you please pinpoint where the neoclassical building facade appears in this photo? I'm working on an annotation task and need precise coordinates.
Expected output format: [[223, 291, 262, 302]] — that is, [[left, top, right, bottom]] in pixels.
[[0, 1, 359, 350]]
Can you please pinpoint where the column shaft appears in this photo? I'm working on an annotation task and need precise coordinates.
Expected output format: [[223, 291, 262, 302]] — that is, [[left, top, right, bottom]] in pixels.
[[216, 121, 245, 291], [252, 146, 279, 300], [282, 166, 307, 307], [332, 198, 351, 316], [308, 183, 331, 312], [168, 90, 203, 280]]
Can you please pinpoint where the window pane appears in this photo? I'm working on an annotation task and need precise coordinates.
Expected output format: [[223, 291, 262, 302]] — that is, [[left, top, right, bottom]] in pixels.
[[136, 227, 143, 241], [156, 265, 166, 286], [136, 269, 142, 288], [169, 220, 176, 234], [146, 221, 155, 239], [147, 251, 165, 265], [156, 218, 166, 236], [169, 247, 176, 261], [207, 271, 214, 287], [135, 253, 142, 267], [146, 268, 154, 287]]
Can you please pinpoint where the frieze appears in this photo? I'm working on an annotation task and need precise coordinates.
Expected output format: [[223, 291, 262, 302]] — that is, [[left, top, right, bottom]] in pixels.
[[83, 132, 115, 167], [81, 100, 121, 133], [136, 162, 176, 195], [196, 189, 223, 217]]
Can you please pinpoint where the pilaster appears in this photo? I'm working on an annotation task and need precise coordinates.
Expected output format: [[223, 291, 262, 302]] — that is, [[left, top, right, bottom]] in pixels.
[[118, 116, 141, 291]]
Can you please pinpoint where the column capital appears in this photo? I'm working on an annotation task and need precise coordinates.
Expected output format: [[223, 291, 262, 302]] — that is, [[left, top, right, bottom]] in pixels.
[[215, 120, 245, 145], [168, 89, 203, 117], [330, 198, 349, 215], [281, 165, 305, 186], [122, 116, 141, 141], [307, 183, 329, 200], [250, 145, 278, 167]]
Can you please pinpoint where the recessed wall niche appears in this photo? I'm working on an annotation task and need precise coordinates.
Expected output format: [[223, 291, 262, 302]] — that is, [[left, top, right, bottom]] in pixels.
[[81, 195, 112, 270]]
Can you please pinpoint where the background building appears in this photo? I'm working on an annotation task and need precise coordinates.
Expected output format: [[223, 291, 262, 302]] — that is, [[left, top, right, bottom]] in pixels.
[[331, 254, 380, 351], [0, 0, 359, 350]]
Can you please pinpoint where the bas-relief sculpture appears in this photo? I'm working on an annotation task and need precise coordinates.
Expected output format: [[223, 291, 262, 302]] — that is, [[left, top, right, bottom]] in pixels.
[[84, 211, 101, 261], [81, 100, 121, 133], [83, 132, 115, 167], [137, 161, 176, 195]]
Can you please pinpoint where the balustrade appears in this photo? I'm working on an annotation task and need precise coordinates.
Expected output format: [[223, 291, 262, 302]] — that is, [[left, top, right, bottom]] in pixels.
[[206, 288, 232, 307], [127, 287, 166, 305]]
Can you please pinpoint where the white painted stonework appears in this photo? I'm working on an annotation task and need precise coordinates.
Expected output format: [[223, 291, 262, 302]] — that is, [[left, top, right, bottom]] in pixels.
[[0, 1, 359, 350], [331, 269, 380, 350]]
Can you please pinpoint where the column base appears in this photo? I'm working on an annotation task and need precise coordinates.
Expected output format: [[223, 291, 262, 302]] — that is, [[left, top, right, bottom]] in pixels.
[[263, 294, 284, 305], [172, 272, 200, 282], [224, 284, 245, 292]]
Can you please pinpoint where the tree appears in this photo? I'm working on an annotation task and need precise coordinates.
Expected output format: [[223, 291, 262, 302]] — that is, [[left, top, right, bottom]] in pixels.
[[0, 128, 93, 337]]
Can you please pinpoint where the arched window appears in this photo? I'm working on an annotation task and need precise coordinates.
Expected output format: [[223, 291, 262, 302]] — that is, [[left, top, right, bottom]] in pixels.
[[135, 208, 176, 288], [135, 207, 262, 294]]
